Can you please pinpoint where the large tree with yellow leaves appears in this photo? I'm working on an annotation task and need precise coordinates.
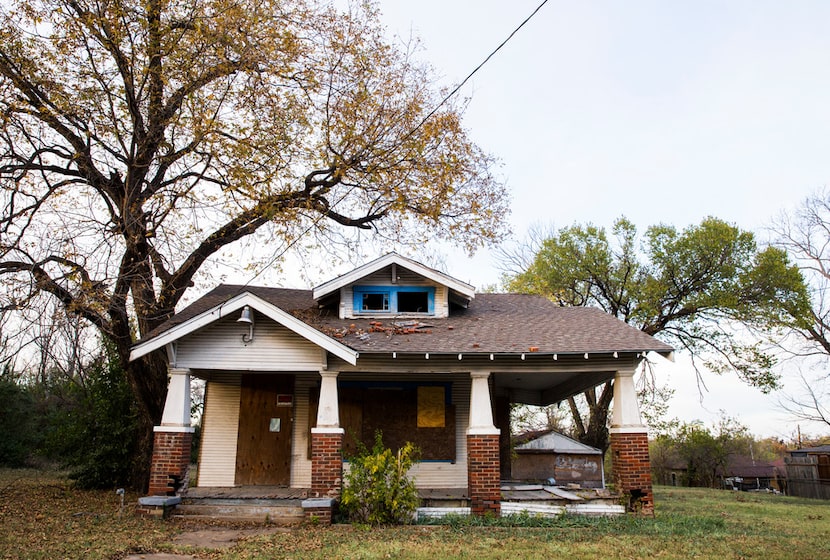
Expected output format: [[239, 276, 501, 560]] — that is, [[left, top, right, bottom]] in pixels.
[[0, 0, 508, 485]]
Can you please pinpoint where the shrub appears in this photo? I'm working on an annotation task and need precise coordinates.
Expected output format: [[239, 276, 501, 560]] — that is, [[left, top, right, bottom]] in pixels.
[[0, 371, 38, 466], [41, 340, 139, 488], [341, 432, 420, 525]]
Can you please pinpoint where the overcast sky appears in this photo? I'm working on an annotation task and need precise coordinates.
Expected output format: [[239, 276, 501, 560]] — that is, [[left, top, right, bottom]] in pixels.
[[372, 0, 830, 439]]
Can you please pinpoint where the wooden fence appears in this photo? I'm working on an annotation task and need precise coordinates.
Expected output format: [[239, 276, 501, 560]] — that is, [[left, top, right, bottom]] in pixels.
[[784, 456, 830, 500]]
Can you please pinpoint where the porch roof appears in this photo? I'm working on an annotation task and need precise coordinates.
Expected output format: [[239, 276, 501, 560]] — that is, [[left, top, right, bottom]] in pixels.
[[132, 284, 673, 359]]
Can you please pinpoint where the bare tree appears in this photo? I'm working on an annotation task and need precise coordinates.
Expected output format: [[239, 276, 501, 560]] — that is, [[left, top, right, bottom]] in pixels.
[[0, 0, 509, 486], [769, 189, 830, 429]]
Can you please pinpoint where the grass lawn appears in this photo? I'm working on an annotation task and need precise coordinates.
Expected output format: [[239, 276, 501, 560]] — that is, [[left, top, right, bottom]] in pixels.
[[1, 469, 829, 559]]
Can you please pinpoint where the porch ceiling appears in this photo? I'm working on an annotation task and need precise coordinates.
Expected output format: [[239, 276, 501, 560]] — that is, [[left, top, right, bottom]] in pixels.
[[493, 369, 615, 406]]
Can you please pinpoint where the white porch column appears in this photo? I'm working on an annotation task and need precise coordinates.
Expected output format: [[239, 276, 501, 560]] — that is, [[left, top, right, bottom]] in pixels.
[[159, 367, 192, 428], [610, 369, 646, 433], [467, 370, 500, 435], [313, 370, 343, 433]]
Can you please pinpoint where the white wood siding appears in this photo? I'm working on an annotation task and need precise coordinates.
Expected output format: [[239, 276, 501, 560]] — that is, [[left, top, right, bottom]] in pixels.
[[175, 316, 324, 371], [290, 374, 317, 488], [197, 374, 241, 487]]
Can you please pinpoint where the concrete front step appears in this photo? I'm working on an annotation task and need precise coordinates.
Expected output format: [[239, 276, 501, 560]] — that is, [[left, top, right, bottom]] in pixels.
[[174, 498, 305, 524]]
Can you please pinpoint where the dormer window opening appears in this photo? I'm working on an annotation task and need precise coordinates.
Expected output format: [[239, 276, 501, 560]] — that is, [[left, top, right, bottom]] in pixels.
[[397, 290, 429, 313], [353, 285, 435, 315], [362, 292, 389, 312]]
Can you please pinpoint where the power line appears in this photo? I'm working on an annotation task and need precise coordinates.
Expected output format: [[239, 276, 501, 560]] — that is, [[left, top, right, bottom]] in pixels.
[[410, 0, 551, 136], [238, 0, 552, 291]]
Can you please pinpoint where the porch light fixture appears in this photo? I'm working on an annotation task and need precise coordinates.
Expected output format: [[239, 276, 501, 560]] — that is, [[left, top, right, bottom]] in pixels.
[[237, 305, 255, 344]]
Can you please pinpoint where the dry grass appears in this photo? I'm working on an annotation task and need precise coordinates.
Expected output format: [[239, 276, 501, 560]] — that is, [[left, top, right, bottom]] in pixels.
[[0, 469, 176, 559], [1, 469, 829, 559]]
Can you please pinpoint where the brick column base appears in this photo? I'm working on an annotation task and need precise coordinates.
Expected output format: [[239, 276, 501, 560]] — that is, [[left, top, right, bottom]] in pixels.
[[468, 433, 501, 516], [302, 498, 336, 525], [148, 429, 193, 496], [311, 430, 343, 499], [610, 431, 654, 515]]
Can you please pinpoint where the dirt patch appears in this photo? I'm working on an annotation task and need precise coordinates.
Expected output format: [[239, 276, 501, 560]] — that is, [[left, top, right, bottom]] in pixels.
[[123, 526, 293, 559], [124, 554, 196, 560], [172, 526, 291, 549]]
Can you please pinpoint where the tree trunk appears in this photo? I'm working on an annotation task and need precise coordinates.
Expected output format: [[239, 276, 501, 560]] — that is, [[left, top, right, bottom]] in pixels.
[[568, 380, 614, 452], [123, 349, 170, 491]]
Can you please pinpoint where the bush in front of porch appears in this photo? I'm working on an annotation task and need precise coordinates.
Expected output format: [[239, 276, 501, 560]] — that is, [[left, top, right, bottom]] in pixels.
[[341, 432, 420, 525]]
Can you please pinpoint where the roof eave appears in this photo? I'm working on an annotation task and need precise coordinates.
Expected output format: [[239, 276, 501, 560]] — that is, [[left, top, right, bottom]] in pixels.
[[129, 292, 358, 365]]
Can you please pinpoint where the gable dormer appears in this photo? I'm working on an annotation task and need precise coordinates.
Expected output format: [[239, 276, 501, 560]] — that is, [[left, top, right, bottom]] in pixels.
[[312, 253, 475, 319]]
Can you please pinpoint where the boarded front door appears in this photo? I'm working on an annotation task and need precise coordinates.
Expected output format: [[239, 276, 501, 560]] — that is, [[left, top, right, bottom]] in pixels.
[[235, 374, 294, 485]]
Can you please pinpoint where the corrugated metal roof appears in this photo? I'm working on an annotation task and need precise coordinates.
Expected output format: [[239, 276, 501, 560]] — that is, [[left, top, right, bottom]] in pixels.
[[514, 430, 602, 455]]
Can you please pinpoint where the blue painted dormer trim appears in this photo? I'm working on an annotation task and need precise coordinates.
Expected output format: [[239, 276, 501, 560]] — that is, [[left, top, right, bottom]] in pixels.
[[353, 285, 435, 315]]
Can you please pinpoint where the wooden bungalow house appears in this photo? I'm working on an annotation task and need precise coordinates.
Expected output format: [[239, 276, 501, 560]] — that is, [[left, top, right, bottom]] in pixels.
[[131, 253, 673, 521]]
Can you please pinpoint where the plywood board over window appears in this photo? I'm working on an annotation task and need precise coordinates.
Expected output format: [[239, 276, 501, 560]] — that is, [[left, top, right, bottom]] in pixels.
[[308, 382, 455, 461], [417, 386, 445, 428]]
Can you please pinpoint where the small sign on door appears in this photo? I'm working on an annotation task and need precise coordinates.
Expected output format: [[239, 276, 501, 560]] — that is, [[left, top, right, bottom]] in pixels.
[[269, 418, 281, 432]]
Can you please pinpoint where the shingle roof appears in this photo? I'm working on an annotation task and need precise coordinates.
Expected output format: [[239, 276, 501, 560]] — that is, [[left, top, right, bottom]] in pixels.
[[140, 284, 673, 356]]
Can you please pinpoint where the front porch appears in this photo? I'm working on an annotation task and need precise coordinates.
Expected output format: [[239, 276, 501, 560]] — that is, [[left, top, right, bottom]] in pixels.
[[160, 482, 624, 523], [143, 364, 655, 522]]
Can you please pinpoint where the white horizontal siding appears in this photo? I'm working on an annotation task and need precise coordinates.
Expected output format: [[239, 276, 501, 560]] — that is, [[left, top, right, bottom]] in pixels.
[[197, 374, 241, 487], [290, 374, 317, 488], [175, 316, 324, 371]]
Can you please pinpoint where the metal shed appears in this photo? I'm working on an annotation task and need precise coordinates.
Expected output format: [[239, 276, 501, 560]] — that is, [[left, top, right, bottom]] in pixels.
[[512, 430, 605, 489]]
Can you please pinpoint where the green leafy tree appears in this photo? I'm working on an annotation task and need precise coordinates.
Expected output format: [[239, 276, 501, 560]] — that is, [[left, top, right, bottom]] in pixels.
[[341, 432, 420, 525], [0, 0, 508, 488], [505, 217, 809, 451], [655, 415, 752, 488]]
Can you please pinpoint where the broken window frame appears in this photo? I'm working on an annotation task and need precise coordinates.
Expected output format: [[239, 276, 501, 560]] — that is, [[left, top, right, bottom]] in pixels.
[[353, 285, 436, 315]]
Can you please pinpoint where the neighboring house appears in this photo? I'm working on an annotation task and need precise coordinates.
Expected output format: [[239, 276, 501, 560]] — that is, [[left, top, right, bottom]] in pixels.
[[131, 253, 673, 520], [720, 456, 785, 492], [785, 445, 830, 500], [512, 430, 605, 488]]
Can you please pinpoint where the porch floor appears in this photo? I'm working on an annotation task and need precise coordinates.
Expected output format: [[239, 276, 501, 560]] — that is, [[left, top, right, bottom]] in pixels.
[[175, 484, 624, 521]]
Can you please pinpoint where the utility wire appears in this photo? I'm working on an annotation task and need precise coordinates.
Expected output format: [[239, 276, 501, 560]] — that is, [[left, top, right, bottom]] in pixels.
[[408, 0, 551, 138], [237, 0, 551, 290]]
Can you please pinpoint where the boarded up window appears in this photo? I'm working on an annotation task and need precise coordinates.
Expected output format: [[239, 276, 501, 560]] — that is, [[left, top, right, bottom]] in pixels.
[[308, 382, 455, 461], [417, 386, 445, 428]]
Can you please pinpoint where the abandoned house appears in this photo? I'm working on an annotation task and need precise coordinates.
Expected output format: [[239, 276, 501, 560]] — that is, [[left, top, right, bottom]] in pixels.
[[131, 253, 673, 521]]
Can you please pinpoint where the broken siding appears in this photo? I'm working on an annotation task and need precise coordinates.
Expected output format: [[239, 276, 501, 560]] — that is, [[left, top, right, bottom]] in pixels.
[[174, 316, 325, 371], [197, 373, 241, 487]]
